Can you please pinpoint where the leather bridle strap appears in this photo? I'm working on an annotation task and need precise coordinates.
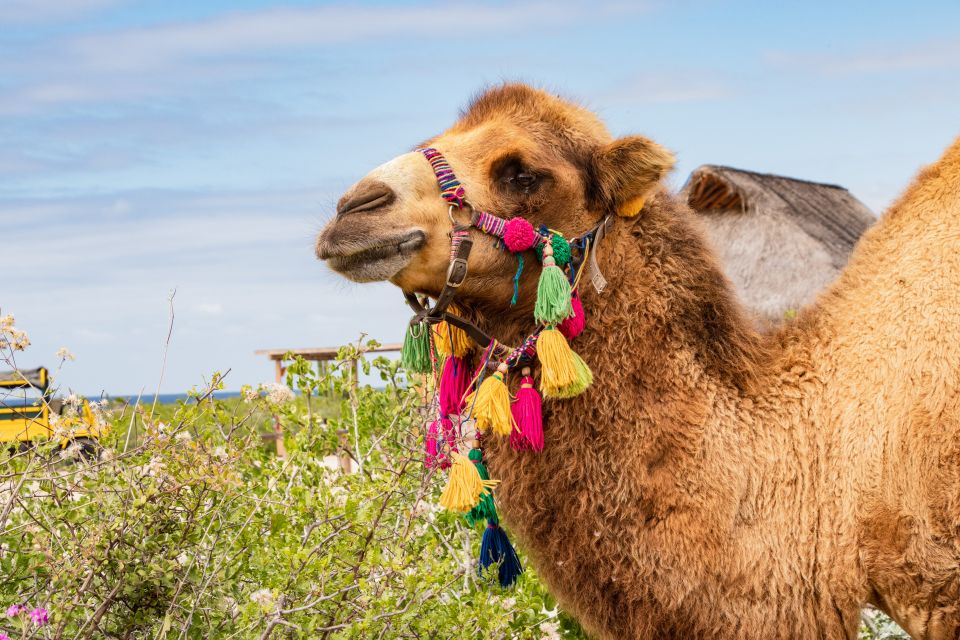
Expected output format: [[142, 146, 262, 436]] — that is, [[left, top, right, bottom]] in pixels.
[[403, 290, 498, 348], [402, 146, 614, 357], [402, 214, 613, 354], [402, 223, 474, 324]]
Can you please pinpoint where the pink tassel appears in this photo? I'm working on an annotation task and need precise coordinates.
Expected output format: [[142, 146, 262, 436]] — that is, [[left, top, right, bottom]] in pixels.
[[425, 417, 457, 469], [510, 368, 543, 451], [439, 356, 470, 416], [558, 289, 586, 339]]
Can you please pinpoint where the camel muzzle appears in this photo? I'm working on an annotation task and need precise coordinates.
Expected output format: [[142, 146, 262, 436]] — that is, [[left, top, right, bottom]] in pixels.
[[336, 180, 395, 218]]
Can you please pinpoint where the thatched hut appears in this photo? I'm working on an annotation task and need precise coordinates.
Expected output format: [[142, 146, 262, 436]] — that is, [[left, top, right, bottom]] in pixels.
[[683, 165, 876, 323]]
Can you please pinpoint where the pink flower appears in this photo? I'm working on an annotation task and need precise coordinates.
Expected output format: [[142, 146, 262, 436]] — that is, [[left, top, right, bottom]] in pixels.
[[29, 607, 48, 626], [5, 604, 23, 617], [0, 632, 10, 640]]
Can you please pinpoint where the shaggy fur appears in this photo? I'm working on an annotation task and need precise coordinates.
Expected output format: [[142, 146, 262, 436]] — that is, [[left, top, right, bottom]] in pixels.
[[317, 84, 960, 639]]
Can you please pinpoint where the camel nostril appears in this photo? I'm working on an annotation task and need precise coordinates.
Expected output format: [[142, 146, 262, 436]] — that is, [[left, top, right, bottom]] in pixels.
[[336, 181, 395, 217]]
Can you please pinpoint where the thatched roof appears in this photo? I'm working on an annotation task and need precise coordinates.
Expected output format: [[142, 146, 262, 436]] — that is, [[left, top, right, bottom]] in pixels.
[[683, 165, 875, 322]]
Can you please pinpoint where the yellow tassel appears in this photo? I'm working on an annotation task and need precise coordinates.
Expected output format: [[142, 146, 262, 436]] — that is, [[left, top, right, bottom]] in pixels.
[[432, 319, 473, 358], [617, 195, 646, 217], [537, 328, 578, 397], [464, 364, 515, 436], [439, 452, 499, 512]]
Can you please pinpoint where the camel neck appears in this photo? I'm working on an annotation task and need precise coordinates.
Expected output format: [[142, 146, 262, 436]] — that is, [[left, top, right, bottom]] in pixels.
[[459, 190, 770, 403], [575, 192, 770, 398]]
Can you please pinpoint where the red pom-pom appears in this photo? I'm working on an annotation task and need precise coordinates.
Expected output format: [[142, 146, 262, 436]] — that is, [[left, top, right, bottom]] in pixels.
[[503, 217, 537, 252], [558, 289, 586, 339]]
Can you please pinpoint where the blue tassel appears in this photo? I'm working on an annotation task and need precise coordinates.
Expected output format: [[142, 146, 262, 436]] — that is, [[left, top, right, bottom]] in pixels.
[[510, 254, 524, 306], [479, 523, 523, 587]]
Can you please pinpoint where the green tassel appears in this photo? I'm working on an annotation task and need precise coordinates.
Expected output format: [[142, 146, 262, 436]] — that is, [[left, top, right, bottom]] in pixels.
[[534, 233, 571, 266], [401, 321, 432, 374], [466, 449, 498, 526], [534, 259, 573, 325], [554, 351, 593, 398]]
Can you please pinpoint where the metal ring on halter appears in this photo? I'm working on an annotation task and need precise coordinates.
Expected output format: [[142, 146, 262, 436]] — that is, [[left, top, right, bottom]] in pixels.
[[447, 202, 473, 226]]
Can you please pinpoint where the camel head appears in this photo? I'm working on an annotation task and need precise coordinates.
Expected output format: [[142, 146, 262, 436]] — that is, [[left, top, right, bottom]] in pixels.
[[316, 84, 675, 310]]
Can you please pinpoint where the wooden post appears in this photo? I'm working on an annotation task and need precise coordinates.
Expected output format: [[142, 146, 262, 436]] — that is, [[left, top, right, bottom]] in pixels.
[[336, 429, 352, 474], [273, 359, 288, 458]]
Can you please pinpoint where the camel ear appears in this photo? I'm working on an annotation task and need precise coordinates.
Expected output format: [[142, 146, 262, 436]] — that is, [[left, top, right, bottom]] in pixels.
[[591, 136, 675, 217]]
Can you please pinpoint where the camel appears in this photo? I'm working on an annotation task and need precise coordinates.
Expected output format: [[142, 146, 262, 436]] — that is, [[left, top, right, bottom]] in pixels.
[[315, 84, 960, 639]]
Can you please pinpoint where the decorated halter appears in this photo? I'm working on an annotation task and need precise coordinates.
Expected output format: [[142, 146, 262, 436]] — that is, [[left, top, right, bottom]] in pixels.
[[403, 147, 616, 587]]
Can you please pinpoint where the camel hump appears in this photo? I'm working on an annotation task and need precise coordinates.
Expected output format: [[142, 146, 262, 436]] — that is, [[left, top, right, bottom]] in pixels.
[[883, 135, 960, 225], [810, 134, 960, 385]]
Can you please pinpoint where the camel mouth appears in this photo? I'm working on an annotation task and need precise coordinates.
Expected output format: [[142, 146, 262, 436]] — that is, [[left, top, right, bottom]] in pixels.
[[316, 229, 426, 282]]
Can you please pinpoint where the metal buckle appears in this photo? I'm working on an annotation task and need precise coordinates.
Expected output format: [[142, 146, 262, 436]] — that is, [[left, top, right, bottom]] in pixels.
[[446, 257, 468, 288]]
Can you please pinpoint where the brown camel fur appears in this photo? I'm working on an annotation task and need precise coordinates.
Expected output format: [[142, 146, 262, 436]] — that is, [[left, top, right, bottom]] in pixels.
[[316, 84, 960, 639]]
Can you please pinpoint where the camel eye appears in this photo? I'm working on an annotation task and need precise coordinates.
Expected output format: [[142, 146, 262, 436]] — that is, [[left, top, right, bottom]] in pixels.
[[492, 154, 545, 195], [515, 172, 537, 188]]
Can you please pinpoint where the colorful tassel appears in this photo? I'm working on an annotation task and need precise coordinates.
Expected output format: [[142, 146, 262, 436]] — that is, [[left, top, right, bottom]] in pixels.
[[479, 523, 523, 587], [464, 364, 515, 437], [401, 321, 432, 374], [510, 368, 543, 451], [553, 351, 593, 398], [557, 289, 586, 340], [439, 451, 498, 512], [465, 448, 499, 526], [534, 232, 571, 267], [425, 417, 457, 469], [432, 318, 472, 358], [534, 239, 573, 326], [438, 355, 470, 416], [537, 327, 578, 396]]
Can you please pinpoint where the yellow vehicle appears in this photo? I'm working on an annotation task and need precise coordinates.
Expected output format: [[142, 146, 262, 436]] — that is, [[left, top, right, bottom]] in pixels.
[[0, 367, 108, 452]]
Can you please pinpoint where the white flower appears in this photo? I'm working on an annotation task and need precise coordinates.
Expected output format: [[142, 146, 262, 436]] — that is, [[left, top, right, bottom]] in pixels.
[[65, 393, 81, 407], [174, 431, 193, 443], [55, 347, 75, 361], [59, 442, 83, 460], [141, 456, 165, 478], [1, 326, 30, 351], [249, 588, 275, 610], [262, 382, 294, 406], [538, 621, 562, 640], [213, 446, 228, 460], [241, 385, 259, 403], [0, 314, 13, 330]]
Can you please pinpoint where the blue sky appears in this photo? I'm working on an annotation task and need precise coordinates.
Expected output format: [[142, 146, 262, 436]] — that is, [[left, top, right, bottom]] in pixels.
[[3, 0, 959, 395]]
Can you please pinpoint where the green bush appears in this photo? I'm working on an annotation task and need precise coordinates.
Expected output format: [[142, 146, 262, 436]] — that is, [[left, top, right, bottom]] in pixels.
[[0, 338, 583, 639]]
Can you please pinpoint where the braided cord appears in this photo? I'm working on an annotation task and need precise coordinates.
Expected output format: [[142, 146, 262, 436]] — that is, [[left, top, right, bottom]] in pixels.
[[419, 147, 467, 208], [450, 228, 470, 261], [474, 210, 508, 239]]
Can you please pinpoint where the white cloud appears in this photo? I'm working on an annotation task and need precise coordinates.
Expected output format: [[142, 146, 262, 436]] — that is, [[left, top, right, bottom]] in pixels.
[[600, 72, 731, 106], [0, 0, 120, 24], [104, 198, 132, 217], [195, 302, 223, 316], [766, 37, 960, 75], [63, 1, 641, 71], [0, 1, 650, 112]]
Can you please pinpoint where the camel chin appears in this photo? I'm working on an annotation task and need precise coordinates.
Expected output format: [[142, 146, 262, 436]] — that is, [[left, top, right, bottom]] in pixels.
[[318, 229, 425, 283]]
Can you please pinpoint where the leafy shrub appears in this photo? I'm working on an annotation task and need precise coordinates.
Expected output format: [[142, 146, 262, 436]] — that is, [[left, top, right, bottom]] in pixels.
[[0, 333, 582, 638]]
